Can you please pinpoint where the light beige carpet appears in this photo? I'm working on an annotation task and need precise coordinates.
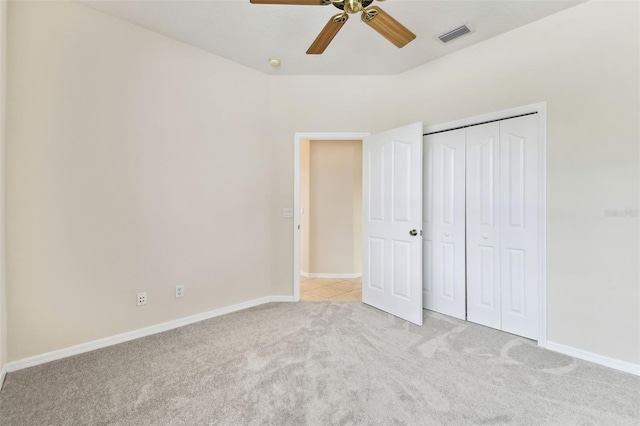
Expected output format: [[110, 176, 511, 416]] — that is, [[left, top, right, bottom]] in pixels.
[[0, 302, 638, 425]]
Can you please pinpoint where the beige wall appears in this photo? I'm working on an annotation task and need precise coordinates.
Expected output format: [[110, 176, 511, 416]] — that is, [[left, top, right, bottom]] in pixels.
[[299, 140, 310, 275], [308, 140, 362, 276], [4, 0, 639, 368], [0, 0, 6, 375], [351, 141, 362, 275], [393, 1, 639, 365], [6, 1, 272, 361], [270, 2, 639, 364]]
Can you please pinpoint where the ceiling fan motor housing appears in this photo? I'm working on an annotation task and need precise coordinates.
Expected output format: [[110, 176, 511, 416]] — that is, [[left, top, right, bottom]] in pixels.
[[333, 0, 374, 14]]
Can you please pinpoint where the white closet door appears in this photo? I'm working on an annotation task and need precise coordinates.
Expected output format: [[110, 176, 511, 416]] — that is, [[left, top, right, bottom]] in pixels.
[[423, 130, 466, 319], [363, 122, 424, 326], [422, 137, 436, 311], [466, 122, 502, 329], [499, 115, 540, 340]]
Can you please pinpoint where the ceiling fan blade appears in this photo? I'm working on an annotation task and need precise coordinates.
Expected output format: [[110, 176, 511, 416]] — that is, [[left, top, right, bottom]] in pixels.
[[307, 14, 349, 54], [250, 0, 328, 5], [361, 6, 416, 48]]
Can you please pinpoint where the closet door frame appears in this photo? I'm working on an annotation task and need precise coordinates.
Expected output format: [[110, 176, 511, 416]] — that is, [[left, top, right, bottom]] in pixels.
[[423, 102, 547, 348]]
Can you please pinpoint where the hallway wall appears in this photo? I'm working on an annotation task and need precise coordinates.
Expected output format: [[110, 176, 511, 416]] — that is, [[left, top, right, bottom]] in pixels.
[[308, 140, 362, 276]]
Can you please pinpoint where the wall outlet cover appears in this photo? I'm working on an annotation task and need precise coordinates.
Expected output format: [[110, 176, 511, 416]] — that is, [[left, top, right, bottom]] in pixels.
[[175, 285, 184, 298], [137, 292, 147, 306]]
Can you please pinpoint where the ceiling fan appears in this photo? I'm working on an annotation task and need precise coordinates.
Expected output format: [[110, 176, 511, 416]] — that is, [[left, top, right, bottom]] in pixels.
[[249, 0, 416, 54]]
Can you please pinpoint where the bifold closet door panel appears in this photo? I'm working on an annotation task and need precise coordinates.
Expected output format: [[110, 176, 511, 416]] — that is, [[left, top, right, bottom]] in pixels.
[[423, 136, 436, 311], [423, 130, 466, 319], [466, 122, 502, 329], [499, 115, 541, 340]]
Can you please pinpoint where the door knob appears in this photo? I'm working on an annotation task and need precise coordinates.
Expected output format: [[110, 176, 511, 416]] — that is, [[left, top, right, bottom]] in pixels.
[[409, 229, 418, 236]]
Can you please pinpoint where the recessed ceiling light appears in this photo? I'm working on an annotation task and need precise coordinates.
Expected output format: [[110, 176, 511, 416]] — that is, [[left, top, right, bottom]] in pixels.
[[268, 57, 281, 67]]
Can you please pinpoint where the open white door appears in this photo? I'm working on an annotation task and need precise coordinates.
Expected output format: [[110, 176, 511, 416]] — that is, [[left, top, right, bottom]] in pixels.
[[362, 122, 423, 325]]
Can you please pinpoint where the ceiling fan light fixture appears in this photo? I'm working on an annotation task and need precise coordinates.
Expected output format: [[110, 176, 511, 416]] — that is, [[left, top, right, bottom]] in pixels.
[[344, 0, 363, 14]]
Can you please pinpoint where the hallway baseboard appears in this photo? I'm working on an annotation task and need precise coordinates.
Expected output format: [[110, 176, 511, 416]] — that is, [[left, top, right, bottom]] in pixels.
[[307, 273, 362, 279]]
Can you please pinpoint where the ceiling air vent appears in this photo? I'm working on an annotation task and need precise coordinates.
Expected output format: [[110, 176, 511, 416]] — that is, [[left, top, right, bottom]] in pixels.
[[438, 25, 471, 44]]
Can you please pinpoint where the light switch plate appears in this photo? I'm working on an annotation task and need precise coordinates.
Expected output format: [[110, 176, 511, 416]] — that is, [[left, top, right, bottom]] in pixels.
[[282, 208, 294, 218]]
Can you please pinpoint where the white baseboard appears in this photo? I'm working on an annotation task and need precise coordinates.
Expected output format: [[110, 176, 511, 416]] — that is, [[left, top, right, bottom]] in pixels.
[[269, 295, 295, 302], [546, 341, 640, 376], [5, 295, 294, 373], [308, 273, 362, 279], [300, 271, 310, 278]]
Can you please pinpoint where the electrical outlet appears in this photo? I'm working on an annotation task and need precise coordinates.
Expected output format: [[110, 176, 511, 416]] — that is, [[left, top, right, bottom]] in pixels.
[[137, 291, 147, 306], [175, 285, 184, 298]]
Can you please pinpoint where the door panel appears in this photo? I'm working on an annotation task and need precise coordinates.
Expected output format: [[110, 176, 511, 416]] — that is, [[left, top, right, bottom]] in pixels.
[[392, 141, 412, 222], [392, 241, 411, 298], [368, 145, 385, 221], [422, 141, 436, 311], [423, 130, 466, 319], [422, 240, 434, 309], [505, 249, 526, 314], [506, 134, 525, 227], [466, 122, 501, 329], [363, 122, 423, 325], [478, 247, 497, 306], [442, 144, 456, 224], [442, 242, 455, 298], [368, 237, 385, 290], [499, 115, 540, 340]]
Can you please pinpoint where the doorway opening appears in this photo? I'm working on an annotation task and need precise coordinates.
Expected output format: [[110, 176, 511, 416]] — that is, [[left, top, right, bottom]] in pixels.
[[299, 139, 363, 301], [293, 132, 370, 302]]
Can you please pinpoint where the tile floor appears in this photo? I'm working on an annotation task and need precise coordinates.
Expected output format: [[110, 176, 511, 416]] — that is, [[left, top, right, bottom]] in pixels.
[[300, 276, 362, 302]]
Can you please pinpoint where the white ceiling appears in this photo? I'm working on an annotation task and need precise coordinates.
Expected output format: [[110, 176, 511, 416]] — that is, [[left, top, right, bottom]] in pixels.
[[78, 0, 583, 75]]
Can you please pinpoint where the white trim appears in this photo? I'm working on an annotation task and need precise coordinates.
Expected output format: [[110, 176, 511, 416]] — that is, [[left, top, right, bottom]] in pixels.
[[0, 0, 6, 397], [537, 103, 548, 348], [424, 102, 548, 346], [5, 296, 293, 373], [270, 295, 295, 302], [300, 271, 310, 278], [546, 341, 640, 376], [307, 273, 362, 279], [293, 132, 370, 303]]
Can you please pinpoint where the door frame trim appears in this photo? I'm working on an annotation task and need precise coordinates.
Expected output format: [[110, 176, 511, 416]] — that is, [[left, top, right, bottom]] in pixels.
[[293, 132, 371, 301], [422, 102, 548, 348]]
